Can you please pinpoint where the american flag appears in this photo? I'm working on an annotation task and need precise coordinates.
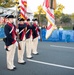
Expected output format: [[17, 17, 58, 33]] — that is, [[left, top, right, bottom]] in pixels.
[[20, 0, 27, 19], [42, 0, 57, 39]]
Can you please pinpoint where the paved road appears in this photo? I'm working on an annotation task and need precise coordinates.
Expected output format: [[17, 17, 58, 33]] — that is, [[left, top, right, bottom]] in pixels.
[[0, 41, 74, 75]]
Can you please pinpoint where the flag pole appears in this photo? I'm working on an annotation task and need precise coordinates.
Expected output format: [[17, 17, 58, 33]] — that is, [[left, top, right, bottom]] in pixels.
[[50, 0, 56, 9], [50, 0, 53, 9]]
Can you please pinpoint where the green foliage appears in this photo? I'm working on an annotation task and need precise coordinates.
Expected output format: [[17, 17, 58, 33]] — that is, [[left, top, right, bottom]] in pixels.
[[60, 14, 71, 24], [0, 0, 15, 8], [37, 5, 44, 14], [34, 5, 47, 26], [54, 4, 64, 19], [34, 14, 47, 26], [70, 13, 74, 19]]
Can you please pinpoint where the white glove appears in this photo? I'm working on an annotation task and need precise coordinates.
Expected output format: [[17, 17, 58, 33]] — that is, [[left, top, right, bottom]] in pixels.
[[16, 29, 19, 33], [15, 41, 18, 47]]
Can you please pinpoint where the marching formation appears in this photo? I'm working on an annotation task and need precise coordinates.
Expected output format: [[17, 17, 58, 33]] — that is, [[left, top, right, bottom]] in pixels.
[[3, 14, 40, 71]]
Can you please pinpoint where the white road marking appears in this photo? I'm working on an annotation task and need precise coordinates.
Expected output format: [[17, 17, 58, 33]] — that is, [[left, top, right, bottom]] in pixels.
[[50, 45, 74, 49], [27, 59, 74, 70]]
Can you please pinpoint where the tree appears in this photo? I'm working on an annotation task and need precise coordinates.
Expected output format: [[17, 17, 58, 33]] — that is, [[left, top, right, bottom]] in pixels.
[[60, 14, 71, 25], [54, 4, 64, 19], [0, 0, 15, 8], [34, 5, 47, 26], [70, 13, 74, 19], [70, 13, 74, 25]]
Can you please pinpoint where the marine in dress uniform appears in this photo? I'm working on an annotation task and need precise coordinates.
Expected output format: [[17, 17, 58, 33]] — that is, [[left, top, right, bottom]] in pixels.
[[3, 15, 9, 50], [25, 18, 33, 59], [32, 19, 40, 55], [4, 15, 17, 71], [18, 18, 27, 64]]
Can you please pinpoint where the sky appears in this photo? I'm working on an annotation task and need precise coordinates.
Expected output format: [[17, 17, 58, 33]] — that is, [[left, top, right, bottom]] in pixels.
[[27, 0, 74, 14]]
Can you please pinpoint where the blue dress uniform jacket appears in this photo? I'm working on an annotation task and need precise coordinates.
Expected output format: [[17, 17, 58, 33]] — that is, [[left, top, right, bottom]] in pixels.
[[4, 22, 17, 46], [32, 23, 40, 39], [18, 23, 27, 41]]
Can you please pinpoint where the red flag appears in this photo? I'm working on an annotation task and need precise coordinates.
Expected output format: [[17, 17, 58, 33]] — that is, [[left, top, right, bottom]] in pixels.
[[20, 0, 27, 19], [43, 0, 50, 8], [42, 0, 57, 39]]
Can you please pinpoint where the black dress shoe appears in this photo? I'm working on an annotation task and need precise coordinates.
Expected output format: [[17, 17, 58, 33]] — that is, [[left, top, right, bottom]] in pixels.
[[13, 67, 17, 69], [7, 68, 15, 71], [18, 62, 26, 65]]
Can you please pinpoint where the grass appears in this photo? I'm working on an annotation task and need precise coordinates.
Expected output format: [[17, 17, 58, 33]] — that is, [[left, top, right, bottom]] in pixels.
[[63, 26, 73, 30], [58, 26, 73, 30]]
